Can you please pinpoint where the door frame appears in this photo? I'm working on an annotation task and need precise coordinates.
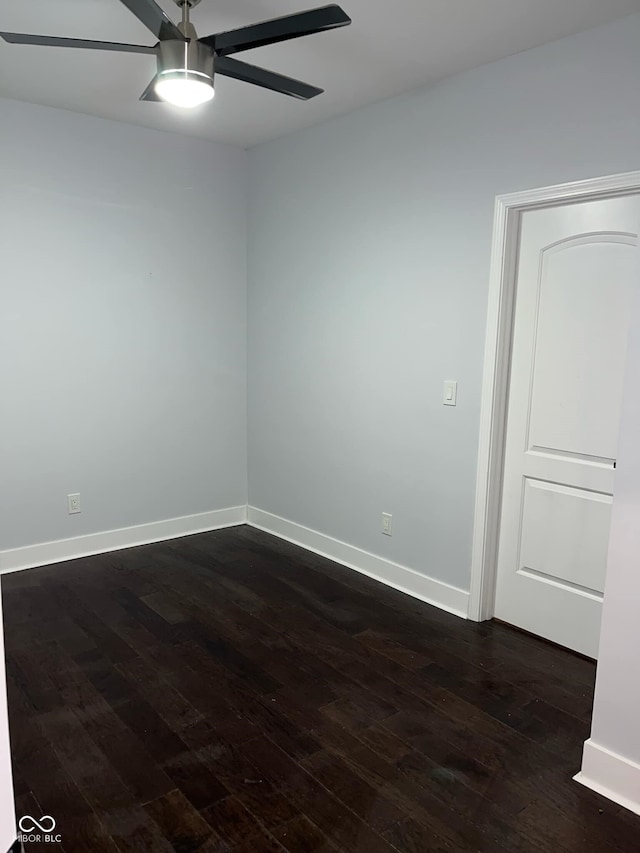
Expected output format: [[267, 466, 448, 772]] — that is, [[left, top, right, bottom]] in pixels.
[[468, 169, 640, 622]]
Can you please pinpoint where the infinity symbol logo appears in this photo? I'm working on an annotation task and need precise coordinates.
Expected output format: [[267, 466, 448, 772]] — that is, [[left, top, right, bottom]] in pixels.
[[19, 815, 56, 833]]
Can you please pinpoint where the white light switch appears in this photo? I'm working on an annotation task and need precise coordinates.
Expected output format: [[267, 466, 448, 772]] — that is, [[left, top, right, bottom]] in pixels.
[[443, 381, 458, 406]]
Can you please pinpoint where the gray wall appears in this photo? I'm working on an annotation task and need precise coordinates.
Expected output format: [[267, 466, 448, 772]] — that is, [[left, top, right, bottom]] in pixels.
[[247, 14, 640, 592], [0, 98, 247, 550]]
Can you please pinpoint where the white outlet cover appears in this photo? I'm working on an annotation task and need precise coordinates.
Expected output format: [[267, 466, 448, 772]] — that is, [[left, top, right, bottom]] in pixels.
[[67, 493, 81, 514], [381, 512, 393, 536]]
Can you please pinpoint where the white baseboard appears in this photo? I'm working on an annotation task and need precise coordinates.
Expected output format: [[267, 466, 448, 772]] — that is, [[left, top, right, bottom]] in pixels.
[[0, 506, 247, 574], [1, 504, 470, 620], [247, 506, 470, 619], [574, 739, 640, 817]]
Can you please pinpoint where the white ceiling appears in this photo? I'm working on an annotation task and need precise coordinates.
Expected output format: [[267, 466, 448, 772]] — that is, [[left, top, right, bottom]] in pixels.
[[1, 0, 639, 148]]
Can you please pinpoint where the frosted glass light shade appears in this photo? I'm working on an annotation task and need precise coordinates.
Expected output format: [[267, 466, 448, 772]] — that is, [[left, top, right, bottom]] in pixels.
[[155, 70, 214, 108]]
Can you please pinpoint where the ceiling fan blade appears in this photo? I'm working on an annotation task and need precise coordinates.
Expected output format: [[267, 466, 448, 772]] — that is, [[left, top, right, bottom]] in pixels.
[[139, 77, 161, 101], [201, 4, 351, 57], [0, 31, 157, 54], [118, 0, 185, 42], [215, 56, 322, 100]]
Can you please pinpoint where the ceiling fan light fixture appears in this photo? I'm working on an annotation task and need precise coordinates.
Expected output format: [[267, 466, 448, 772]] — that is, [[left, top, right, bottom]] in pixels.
[[154, 33, 215, 108], [155, 69, 214, 107]]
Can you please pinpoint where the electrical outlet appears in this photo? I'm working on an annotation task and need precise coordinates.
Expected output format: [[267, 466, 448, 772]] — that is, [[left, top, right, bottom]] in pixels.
[[67, 493, 81, 515], [381, 512, 393, 536]]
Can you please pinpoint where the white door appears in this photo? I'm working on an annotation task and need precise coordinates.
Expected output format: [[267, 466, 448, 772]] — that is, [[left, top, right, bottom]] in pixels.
[[494, 195, 640, 658]]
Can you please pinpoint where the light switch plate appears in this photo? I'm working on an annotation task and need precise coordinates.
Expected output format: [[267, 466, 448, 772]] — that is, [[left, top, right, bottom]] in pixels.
[[443, 380, 458, 406]]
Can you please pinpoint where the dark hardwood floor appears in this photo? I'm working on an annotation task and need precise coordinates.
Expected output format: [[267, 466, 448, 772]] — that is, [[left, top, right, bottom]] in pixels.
[[2, 525, 639, 852]]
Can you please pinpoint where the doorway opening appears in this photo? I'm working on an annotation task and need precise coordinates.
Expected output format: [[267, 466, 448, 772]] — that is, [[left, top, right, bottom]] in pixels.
[[469, 170, 640, 657]]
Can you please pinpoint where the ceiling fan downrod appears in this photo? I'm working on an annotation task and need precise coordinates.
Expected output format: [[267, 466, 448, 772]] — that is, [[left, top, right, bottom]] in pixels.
[[174, 0, 203, 16]]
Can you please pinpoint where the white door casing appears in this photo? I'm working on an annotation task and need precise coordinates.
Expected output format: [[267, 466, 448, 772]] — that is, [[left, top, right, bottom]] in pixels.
[[493, 195, 639, 657]]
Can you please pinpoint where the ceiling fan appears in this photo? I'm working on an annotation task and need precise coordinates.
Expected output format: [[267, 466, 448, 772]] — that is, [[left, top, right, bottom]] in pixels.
[[0, 0, 352, 108]]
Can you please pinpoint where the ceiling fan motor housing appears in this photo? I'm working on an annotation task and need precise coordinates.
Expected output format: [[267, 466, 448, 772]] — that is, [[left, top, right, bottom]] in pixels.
[[156, 22, 214, 86]]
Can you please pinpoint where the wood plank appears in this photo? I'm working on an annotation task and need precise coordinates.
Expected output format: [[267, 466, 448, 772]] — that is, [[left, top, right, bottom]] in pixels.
[[143, 789, 218, 851]]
